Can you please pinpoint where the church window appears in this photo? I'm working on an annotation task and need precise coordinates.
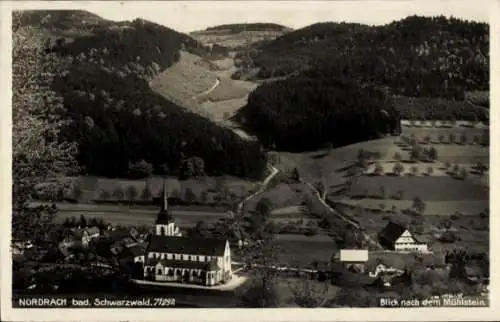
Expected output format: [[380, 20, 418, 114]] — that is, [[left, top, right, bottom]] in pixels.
[[160, 226, 165, 236], [157, 268, 162, 275]]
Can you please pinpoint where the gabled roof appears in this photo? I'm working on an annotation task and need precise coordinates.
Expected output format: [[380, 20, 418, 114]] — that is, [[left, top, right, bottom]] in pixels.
[[85, 226, 100, 236], [148, 235, 227, 256], [378, 222, 406, 245]]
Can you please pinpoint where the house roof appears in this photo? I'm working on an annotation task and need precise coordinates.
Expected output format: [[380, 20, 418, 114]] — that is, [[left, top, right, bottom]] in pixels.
[[339, 249, 369, 262], [148, 235, 227, 256], [378, 222, 406, 245], [85, 227, 100, 235]]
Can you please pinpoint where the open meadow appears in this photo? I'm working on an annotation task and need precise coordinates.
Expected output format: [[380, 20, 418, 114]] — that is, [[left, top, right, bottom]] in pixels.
[[150, 51, 218, 106], [53, 203, 227, 228]]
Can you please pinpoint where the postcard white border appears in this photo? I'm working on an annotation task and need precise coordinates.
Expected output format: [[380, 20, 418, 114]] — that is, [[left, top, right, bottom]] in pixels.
[[1, 1, 499, 321]]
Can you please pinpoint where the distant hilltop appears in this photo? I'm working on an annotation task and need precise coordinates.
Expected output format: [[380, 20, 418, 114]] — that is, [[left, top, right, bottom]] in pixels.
[[199, 23, 292, 33]]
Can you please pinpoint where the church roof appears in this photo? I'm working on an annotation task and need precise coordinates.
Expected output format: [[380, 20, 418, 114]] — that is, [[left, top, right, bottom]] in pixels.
[[148, 235, 227, 256]]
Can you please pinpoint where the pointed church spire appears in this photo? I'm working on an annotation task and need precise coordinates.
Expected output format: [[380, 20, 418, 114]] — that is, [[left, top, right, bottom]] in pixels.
[[162, 177, 168, 212], [156, 177, 172, 225]]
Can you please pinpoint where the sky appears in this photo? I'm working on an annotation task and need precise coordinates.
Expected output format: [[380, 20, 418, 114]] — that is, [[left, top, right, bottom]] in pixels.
[[11, 0, 492, 32]]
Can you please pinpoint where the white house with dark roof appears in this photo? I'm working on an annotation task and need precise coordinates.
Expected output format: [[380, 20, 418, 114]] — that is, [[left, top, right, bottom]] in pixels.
[[140, 179, 232, 286], [378, 222, 428, 253]]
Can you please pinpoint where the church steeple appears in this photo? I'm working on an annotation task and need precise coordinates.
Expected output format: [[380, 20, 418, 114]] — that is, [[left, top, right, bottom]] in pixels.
[[161, 177, 168, 212], [155, 178, 173, 225]]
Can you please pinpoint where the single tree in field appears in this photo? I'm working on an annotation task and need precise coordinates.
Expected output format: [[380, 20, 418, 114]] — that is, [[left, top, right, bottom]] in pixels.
[[426, 166, 434, 176], [438, 134, 445, 143], [459, 167, 468, 180], [379, 186, 386, 199], [410, 134, 417, 146], [410, 165, 419, 176], [424, 135, 431, 144], [79, 214, 87, 228], [356, 149, 367, 167], [480, 129, 489, 146], [393, 152, 402, 162], [184, 188, 197, 203], [410, 146, 421, 162], [412, 196, 426, 214], [112, 187, 124, 201], [475, 160, 488, 175], [391, 205, 398, 213], [125, 185, 138, 203], [99, 190, 110, 201], [140, 186, 152, 201], [292, 167, 300, 182], [379, 203, 387, 212], [71, 185, 83, 201], [452, 164, 460, 175], [459, 133, 468, 145], [393, 162, 404, 176], [374, 163, 384, 175], [444, 161, 451, 169], [428, 146, 438, 161], [449, 133, 456, 144], [395, 189, 404, 200]]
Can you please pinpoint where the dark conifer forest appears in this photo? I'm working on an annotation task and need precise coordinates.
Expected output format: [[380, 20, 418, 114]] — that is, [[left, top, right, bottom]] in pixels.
[[18, 10, 267, 179], [237, 69, 401, 151], [240, 16, 489, 100]]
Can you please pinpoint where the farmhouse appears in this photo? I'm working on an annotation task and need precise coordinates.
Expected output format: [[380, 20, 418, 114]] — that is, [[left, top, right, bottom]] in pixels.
[[378, 222, 428, 253], [334, 249, 369, 274], [140, 180, 232, 286]]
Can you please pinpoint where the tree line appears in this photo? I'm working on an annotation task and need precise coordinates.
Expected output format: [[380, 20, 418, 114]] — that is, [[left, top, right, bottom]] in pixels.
[[236, 70, 401, 151]]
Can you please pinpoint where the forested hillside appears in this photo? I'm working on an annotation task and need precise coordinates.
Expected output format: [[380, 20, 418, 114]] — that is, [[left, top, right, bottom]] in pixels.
[[15, 10, 267, 179], [241, 16, 489, 99], [236, 68, 401, 151]]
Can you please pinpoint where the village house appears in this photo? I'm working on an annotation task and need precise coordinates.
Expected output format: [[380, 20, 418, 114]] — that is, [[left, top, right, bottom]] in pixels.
[[378, 222, 428, 253], [11, 240, 34, 255], [140, 179, 233, 286], [369, 262, 404, 278], [334, 249, 369, 274], [59, 226, 101, 248]]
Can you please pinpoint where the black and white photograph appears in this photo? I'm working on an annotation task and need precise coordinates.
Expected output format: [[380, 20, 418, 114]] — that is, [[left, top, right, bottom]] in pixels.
[[2, 0, 497, 320]]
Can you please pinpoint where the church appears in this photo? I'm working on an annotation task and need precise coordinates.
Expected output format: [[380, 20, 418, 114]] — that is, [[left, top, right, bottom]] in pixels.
[[135, 179, 233, 286]]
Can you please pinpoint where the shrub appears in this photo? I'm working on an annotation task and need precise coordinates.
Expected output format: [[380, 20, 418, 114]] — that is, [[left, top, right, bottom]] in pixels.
[[112, 187, 124, 200], [439, 231, 457, 243], [125, 185, 138, 202], [99, 189, 110, 201], [128, 160, 153, 179]]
